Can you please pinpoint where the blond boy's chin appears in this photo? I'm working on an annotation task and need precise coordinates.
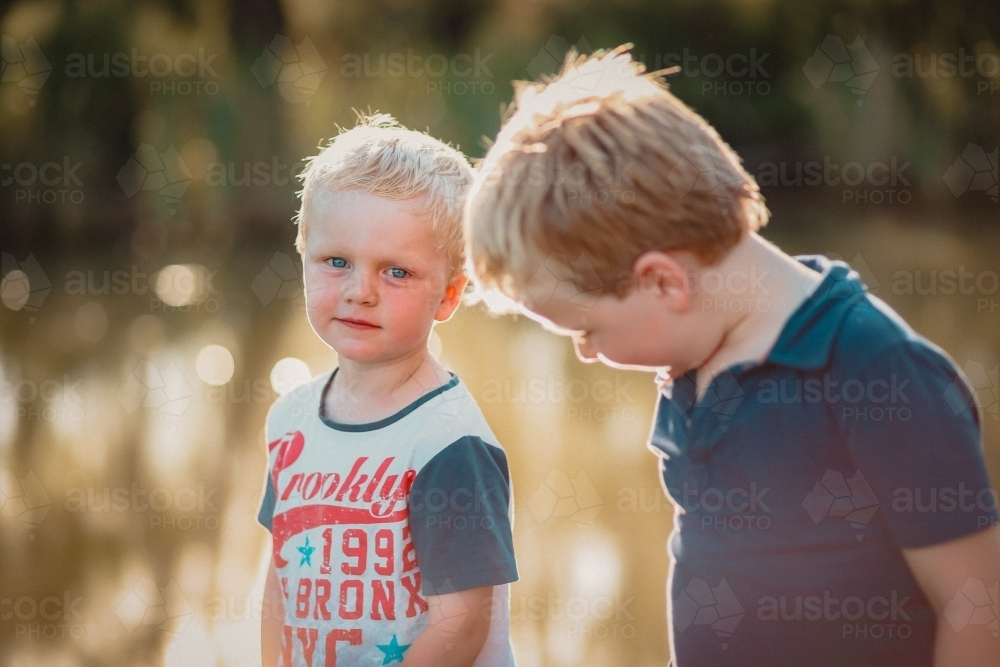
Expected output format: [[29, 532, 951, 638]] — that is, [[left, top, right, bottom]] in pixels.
[[327, 335, 436, 368]]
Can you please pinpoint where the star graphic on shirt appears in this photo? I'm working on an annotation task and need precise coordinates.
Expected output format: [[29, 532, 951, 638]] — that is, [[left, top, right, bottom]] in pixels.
[[297, 536, 315, 566], [376, 635, 411, 664]]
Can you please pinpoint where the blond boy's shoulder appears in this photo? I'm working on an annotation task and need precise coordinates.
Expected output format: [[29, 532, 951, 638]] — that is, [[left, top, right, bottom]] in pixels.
[[265, 371, 329, 431]]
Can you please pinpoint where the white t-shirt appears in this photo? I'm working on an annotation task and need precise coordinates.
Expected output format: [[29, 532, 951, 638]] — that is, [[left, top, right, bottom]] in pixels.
[[258, 370, 518, 666]]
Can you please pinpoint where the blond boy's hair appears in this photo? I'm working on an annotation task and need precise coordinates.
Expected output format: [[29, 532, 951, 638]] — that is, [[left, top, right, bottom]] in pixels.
[[296, 113, 473, 273], [465, 47, 768, 299]]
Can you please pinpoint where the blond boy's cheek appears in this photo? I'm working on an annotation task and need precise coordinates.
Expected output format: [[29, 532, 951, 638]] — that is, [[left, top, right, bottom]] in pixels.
[[303, 274, 339, 303]]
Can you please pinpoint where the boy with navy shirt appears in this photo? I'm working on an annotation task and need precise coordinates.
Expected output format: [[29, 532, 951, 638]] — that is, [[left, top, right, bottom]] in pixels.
[[464, 48, 999, 666], [257, 115, 518, 667]]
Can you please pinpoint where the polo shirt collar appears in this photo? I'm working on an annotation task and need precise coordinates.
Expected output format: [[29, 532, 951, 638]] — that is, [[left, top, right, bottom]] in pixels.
[[763, 255, 870, 371]]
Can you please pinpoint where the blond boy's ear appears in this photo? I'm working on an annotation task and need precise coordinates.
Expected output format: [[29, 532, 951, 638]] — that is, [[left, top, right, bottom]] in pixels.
[[632, 251, 692, 312], [434, 271, 470, 323]]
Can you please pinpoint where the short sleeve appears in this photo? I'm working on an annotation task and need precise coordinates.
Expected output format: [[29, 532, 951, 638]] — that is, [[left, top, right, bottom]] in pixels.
[[257, 398, 284, 533], [257, 474, 276, 532], [839, 342, 999, 548], [409, 436, 518, 594]]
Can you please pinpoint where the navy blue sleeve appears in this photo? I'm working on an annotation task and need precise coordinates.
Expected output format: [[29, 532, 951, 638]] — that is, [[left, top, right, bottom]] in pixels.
[[839, 342, 999, 548], [257, 474, 275, 532], [409, 436, 519, 594]]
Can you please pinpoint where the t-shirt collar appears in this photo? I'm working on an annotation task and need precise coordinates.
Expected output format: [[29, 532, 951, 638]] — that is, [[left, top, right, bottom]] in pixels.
[[763, 255, 871, 371]]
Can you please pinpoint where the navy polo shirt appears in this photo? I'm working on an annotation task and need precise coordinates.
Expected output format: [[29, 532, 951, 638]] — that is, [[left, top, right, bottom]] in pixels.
[[653, 256, 998, 667]]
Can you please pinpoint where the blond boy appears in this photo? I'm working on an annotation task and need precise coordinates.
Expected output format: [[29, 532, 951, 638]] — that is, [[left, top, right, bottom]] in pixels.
[[258, 115, 518, 667], [465, 49, 1000, 666]]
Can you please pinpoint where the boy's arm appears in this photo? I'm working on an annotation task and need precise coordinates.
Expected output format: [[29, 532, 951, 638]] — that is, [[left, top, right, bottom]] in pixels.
[[261, 555, 285, 667], [902, 525, 1000, 667], [406, 435, 518, 663], [401, 586, 493, 667]]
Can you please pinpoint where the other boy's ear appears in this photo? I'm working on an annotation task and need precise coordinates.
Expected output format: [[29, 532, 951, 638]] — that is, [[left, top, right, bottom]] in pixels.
[[434, 271, 470, 322], [631, 251, 693, 312]]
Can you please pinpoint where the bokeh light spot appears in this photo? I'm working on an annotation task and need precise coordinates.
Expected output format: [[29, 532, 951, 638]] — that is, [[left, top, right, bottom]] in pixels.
[[154, 264, 205, 307], [269, 357, 311, 396], [195, 345, 234, 386]]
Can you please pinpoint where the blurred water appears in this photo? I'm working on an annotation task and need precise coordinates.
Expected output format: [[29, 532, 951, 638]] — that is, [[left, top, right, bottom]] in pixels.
[[0, 210, 997, 666], [1, 0, 998, 661]]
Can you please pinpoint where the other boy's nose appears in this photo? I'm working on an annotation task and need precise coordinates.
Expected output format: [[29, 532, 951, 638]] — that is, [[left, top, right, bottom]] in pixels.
[[573, 336, 599, 363]]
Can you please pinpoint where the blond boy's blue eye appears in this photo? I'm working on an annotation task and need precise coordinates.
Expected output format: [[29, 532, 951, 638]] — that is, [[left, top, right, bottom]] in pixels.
[[388, 267, 407, 279], [329, 258, 347, 268]]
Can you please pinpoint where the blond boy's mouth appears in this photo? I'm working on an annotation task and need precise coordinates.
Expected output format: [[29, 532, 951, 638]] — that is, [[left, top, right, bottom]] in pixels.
[[335, 317, 380, 330]]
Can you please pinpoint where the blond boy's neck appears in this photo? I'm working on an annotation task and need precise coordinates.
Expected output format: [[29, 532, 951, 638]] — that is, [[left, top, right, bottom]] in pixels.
[[325, 347, 452, 424], [693, 233, 823, 395]]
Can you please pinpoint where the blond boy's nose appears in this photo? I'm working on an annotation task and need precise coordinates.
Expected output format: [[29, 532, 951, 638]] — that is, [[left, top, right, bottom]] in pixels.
[[345, 272, 377, 305]]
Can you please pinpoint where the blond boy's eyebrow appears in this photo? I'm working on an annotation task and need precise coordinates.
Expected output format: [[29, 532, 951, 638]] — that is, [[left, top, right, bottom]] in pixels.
[[310, 243, 431, 268]]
